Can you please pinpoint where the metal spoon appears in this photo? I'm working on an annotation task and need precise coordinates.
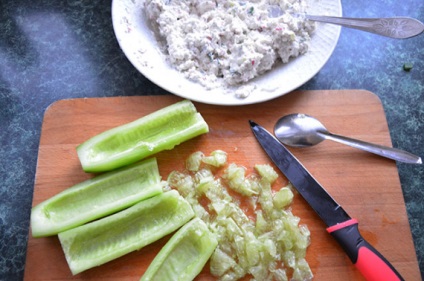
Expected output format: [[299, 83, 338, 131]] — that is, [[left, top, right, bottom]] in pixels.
[[304, 15, 424, 39], [274, 113, 422, 164], [267, 5, 424, 39]]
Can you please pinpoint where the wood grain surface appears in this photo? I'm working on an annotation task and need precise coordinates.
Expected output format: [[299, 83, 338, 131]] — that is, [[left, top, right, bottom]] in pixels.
[[24, 90, 420, 280]]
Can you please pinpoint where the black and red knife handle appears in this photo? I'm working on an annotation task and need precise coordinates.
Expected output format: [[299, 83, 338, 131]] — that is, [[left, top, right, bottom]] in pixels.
[[327, 219, 404, 281]]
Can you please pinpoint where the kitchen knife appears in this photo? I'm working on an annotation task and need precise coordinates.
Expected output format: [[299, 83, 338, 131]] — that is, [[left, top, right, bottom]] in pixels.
[[249, 120, 404, 281]]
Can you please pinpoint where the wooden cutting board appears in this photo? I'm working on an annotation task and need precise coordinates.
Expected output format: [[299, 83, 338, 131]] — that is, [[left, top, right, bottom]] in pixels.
[[24, 90, 420, 280]]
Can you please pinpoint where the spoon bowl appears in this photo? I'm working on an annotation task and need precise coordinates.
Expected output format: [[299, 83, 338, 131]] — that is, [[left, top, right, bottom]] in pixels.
[[274, 113, 326, 147], [274, 113, 422, 164]]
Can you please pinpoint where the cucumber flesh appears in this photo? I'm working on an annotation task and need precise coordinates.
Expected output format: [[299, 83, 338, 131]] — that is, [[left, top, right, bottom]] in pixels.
[[31, 158, 162, 237], [58, 190, 194, 275], [77, 100, 209, 173], [140, 218, 218, 281]]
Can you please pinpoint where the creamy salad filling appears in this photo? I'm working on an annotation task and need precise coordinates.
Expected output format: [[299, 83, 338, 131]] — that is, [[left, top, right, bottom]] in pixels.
[[145, 0, 315, 90]]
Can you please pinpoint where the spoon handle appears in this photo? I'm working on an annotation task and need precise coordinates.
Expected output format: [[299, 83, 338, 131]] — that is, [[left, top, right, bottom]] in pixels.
[[305, 15, 424, 39], [321, 132, 422, 164]]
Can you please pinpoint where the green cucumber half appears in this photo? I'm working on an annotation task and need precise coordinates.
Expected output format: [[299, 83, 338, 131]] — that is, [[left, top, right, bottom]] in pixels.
[[77, 100, 209, 173], [140, 218, 218, 281], [31, 158, 162, 237], [58, 190, 195, 275]]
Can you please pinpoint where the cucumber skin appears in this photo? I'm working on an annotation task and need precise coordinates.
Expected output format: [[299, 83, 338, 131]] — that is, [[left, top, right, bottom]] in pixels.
[[58, 190, 195, 275], [31, 158, 162, 237], [77, 100, 209, 173], [140, 218, 218, 281]]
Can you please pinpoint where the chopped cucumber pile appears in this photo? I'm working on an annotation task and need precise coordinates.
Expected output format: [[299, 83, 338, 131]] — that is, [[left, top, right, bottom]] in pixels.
[[168, 150, 313, 281], [59, 190, 194, 275], [31, 158, 162, 237], [77, 99, 209, 173]]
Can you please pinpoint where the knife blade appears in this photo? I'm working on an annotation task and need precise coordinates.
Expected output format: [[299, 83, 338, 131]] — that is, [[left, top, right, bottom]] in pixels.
[[249, 120, 404, 281]]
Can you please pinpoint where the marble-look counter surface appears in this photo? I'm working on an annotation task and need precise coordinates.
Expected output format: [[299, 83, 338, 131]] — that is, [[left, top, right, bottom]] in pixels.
[[0, 0, 422, 279]]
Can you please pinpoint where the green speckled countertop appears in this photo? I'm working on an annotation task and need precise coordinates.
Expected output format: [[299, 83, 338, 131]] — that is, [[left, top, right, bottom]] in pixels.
[[0, 0, 423, 280]]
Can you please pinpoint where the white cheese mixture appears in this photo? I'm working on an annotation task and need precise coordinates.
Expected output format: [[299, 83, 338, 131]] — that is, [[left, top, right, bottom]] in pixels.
[[145, 0, 315, 91]]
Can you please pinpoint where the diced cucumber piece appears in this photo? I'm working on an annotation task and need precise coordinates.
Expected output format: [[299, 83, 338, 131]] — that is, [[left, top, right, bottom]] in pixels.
[[58, 190, 195, 275], [202, 150, 227, 167], [273, 186, 294, 209], [77, 100, 209, 172], [140, 218, 218, 281], [31, 158, 162, 237], [254, 164, 279, 184], [185, 151, 204, 172], [223, 163, 259, 196], [210, 247, 237, 277], [403, 62, 413, 71]]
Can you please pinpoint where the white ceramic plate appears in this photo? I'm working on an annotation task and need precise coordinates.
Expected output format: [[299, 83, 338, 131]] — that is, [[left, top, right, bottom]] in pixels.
[[112, 0, 342, 105]]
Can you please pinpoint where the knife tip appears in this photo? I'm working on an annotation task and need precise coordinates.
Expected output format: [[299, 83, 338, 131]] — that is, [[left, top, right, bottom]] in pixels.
[[248, 120, 257, 127]]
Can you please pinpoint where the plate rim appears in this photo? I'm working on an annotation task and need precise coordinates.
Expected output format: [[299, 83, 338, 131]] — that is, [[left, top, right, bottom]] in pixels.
[[111, 0, 342, 106]]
